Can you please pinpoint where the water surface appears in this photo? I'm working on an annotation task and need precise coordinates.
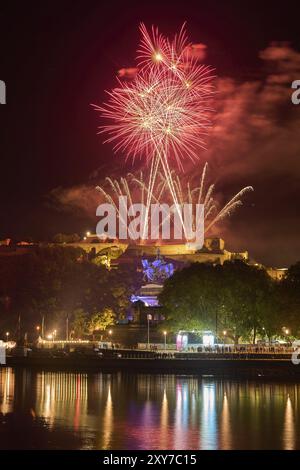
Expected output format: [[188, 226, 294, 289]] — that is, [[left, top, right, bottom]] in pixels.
[[0, 367, 299, 449]]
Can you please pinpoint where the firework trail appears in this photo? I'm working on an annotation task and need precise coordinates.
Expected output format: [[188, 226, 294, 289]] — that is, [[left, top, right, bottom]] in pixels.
[[93, 23, 214, 238], [96, 163, 253, 241], [96, 172, 165, 240], [169, 162, 254, 234]]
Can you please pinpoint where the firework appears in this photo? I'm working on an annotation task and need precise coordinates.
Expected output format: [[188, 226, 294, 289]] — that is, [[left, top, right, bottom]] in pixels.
[[93, 24, 214, 237], [169, 163, 254, 233], [94, 24, 214, 166], [96, 172, 166, 240], [96, 163, 253, 242]]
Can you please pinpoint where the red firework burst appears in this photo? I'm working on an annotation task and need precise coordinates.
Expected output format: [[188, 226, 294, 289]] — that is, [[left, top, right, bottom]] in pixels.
[[93, 23, 215, 170]]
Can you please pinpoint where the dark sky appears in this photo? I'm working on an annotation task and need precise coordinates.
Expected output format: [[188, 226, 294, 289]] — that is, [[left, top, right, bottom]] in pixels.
[[1, 0, 300, 266]]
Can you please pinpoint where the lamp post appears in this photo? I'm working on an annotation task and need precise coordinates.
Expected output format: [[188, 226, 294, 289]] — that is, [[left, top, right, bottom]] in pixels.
[[41, 315, 45, 339], [284, 328, 290, 344], [223, 330, 227, 345], [147, 314, 152, 350], [282, 326, 290, 342], [108, 329, 113, 348], [5, 332, 9, 342], [163, 331, 167, 352], [66, 315, 69, 341]]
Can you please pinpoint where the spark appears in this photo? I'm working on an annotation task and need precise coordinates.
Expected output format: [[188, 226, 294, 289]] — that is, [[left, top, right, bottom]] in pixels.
[[93, 24, 215, 239], [153, 52, 163, 62], [96, 172, 167, 242], [95, 163, 253, 241], [169, 162, 254, 234], [93, 62, 214, 167], [93, 25, 252, 244]]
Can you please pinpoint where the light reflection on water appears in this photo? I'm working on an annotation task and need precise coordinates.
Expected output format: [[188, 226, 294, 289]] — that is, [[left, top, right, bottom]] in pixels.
[[0, 367, 300, 449]]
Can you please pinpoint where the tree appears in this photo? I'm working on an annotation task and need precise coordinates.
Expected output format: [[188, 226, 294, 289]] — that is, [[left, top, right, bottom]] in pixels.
[[280, 262, 300, 335], [256, 281, 283, 341], [52, 233, 81, 244], [71, 308, 89, 338], [88, 308, 116, 336], [220, 261, 276, 343], [159, 262, 223, 333], [159, 260, 280, 344]]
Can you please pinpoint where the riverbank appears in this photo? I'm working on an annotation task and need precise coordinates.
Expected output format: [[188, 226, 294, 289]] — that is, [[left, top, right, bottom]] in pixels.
[[3, 349, 300, 379]]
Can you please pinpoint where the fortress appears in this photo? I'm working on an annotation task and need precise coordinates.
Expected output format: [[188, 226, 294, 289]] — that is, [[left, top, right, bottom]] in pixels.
[[71, 234, 287, 281], [71, 236, 248, 266], [0, 235, 287, 280]]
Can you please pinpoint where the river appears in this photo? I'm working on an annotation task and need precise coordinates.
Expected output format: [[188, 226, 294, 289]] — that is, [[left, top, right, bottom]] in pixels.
[[0, 367, 299, 449]]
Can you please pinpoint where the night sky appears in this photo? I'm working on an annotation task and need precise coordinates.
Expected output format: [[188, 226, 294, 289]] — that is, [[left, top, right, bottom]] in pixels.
[[1, 0, 300, 266]]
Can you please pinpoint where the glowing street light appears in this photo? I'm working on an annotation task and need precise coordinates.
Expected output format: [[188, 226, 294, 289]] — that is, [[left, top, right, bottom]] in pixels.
[[47, 334, 53, 340], [147, 314, 152, 350], [282, 326, 290, 336], [163, 331, 167, 352], [36, 325, 40, 332], [5, 332, 9, 340], [86, 231, 91, 237], [108, 329, 113, 336]]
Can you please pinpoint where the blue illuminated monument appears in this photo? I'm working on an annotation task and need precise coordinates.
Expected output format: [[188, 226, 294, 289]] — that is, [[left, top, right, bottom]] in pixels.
[[141, 249, 174, 283], [131, 250, 174, 307]]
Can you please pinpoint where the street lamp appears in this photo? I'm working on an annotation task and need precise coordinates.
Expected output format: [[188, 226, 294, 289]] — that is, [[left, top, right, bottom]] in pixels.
[[163, 331, 167, 352], [223, 330, 227, 345], [5, 332, 9, 341], [108, 329, 113, 349], [147, 314, 152, 350], [86, 231, 91, 237]]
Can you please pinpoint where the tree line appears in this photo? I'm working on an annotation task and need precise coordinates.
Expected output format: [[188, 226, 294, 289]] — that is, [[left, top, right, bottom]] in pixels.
[[159, 260, 300, 344], [0, 246, 141, 340], [1, 246, 300, 345]]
